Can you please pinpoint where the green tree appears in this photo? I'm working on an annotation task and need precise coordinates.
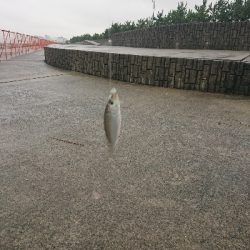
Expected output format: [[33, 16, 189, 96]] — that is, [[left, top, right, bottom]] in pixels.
[[243, 0, 250, 20], [153, 10, 167, 25], [231, 0, 245, 20], [211, 0, 232, 21], [122, 21, 137, 31], [109, 22, 122, 34], [136, 18, 152, 29], [187, 0, 212, 22], [166, 2, 188, 24], [70, 0, 250, 42], [231, 0, 250, 21]]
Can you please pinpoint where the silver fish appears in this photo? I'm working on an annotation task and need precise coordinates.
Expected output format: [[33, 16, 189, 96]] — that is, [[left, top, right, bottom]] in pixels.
[[104, 88, 121, 147]]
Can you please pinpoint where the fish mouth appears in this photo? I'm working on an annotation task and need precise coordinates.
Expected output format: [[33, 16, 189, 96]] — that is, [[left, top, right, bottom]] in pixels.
[[110, 88, 117, 94], [108, 92, 120, 106]]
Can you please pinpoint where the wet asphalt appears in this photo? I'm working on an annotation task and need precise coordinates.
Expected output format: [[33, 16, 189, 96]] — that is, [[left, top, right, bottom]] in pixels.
[[0, 50, 250, 249]]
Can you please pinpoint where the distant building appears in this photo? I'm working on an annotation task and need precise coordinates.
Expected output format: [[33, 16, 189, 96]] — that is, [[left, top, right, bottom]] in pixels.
[[43, 35, 68, 43], [55, 37, 68, 43]]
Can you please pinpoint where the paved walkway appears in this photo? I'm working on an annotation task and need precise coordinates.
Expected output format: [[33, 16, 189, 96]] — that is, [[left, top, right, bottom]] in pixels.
[[0, 51, 250, 249], [50, 44, 250, 62]]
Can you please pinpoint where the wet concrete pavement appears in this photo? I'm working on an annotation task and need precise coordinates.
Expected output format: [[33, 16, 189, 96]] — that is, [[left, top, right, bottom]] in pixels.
[[0, 51, 250, 249]]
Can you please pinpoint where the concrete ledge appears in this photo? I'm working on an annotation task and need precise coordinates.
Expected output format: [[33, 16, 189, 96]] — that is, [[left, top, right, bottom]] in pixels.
[[44, 45, 250, 95]]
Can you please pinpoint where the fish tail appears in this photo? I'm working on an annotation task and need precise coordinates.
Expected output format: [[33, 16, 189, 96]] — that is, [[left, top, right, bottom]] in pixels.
[[108, 143, 116, 155]]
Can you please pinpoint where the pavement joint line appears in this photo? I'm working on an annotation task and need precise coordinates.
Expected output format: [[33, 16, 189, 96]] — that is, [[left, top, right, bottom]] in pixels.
[[0, 74, 66, 84], [217, 119, 250, 128], [49, 137, 85, 147]]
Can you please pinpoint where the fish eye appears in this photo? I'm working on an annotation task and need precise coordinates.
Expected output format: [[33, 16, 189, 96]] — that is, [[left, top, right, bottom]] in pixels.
[[109, 101, 114, 105]]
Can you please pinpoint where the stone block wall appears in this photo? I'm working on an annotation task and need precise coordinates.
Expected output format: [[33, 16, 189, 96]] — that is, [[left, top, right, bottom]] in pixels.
[[44, 47, 250, 95], [111, 21, 250, 51]]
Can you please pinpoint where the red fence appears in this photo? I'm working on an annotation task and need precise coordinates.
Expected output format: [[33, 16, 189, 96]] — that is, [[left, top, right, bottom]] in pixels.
[[0, 29, 55, 61]]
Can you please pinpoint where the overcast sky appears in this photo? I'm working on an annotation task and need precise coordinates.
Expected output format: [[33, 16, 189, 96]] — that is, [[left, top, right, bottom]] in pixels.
[[0, 0, 216, 39]]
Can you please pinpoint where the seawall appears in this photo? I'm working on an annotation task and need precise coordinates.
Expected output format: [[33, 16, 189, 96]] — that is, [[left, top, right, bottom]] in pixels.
[[111, 22, 250, 51], [44, 45, 250, 95]]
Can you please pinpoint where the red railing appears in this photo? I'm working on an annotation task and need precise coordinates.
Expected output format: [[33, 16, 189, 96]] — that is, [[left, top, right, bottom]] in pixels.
[[0, 29, 55, 61]]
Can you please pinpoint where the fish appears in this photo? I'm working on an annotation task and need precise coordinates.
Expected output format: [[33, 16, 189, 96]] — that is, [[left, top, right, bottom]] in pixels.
[[104, 88, 121, 147]]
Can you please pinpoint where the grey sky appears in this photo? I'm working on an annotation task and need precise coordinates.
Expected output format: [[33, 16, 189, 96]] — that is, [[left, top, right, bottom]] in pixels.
[[0, 0, 216, 39]]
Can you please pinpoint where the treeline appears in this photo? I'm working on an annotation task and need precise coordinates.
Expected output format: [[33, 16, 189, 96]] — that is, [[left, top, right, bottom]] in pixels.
[[70, 0, 250, 43]]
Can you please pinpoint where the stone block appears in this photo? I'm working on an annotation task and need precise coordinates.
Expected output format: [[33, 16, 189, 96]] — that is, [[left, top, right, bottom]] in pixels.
[[147, 57, 153, 69], [189, 70, 197, 84], [197, 60, 204, 71], [169, 63, 176, 76], [203, 64, 211, 78]]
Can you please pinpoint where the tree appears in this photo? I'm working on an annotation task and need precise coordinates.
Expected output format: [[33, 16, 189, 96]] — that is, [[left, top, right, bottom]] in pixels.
[[243, 0, 250, 20], [153, 10, 167, 25], [187, 0, 212, 22], [230, 0, 245, 20], [211, 0, 232, 21], [166, 2, 188, 24], [69, 0, 250, 42], [136, 17, 154, 29]]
